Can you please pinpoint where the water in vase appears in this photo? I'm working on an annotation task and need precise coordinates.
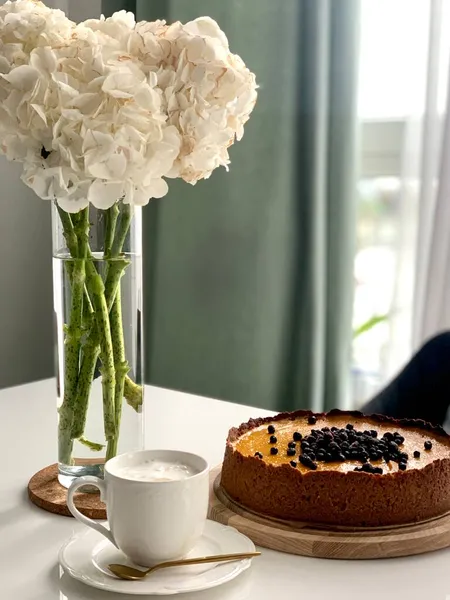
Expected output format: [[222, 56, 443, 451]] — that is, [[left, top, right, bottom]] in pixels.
[[53, 250, 143, 488]]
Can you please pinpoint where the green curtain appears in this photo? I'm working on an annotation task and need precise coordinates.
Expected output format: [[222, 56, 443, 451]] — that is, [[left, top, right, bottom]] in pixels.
[[102, 0, 360, 411]]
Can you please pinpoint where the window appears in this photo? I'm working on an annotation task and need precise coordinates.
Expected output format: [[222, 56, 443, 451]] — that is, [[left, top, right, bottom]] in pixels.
[[352, 0, 450, 406]]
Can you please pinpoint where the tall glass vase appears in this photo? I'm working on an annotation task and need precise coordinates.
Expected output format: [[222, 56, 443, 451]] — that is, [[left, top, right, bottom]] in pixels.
[[52, 201, 144, 487]]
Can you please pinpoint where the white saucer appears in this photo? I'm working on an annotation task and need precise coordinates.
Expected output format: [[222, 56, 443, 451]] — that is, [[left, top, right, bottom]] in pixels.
[[59, 520, 256, 595]]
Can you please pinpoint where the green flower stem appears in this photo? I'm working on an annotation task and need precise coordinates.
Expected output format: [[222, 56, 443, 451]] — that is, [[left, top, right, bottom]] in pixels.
[[57, 202, 141, 467], [106, 286, 129, 460], [105, 203, 133, 459], [78, 437, 105, 452], [108, 204, 143, 411], [88, 204, 142, 415], [70, 204, 119, 441], [64, 263, 93, 329], [105, 257, 142, 411], [112, 203, 133, 256], [74, 207, 89, 259], [63, 204, 134, 450], [58, 418, 74, 466], [57, 208, 88, 466], [57, 206, 116, 442], [105, 258, 130, 311], [81, 282, 94, 327], [124, 376, 143, 411], [56, 205, 93, 328], [57, 205, 78, 256], [84, 259, 116, 440], [104, 203, 120, 259], [70, 332, 100, 439], [103, 204, 133, 311], [73, 203, 141, 412]]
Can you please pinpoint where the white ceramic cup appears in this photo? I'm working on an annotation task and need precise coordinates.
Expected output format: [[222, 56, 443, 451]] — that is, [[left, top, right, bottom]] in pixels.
[[67, 449, 209, 566]]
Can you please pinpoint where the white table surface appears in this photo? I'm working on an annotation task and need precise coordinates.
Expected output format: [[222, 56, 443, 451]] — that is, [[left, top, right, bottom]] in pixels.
[[0, 379, 449, 600]]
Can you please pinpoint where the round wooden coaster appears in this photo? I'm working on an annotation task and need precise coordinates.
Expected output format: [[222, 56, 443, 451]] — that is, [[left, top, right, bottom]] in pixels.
[[208, 466, 450, 559], [28, 463, 106, 519]]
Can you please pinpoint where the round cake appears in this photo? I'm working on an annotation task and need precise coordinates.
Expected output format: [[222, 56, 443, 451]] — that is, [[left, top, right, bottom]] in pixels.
[[221, 410, 450, 527]]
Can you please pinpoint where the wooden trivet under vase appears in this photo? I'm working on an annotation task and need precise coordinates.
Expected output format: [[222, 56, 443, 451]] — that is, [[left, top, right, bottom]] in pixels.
[[207, 465, 450, 560], [28, 463, 106, 519]]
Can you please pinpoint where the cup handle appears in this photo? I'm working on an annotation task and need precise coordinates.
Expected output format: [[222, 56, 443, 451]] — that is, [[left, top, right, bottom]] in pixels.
[[67, 476, 117, 548]]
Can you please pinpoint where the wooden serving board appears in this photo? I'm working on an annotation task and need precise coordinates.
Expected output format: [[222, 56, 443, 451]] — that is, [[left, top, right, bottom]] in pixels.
[[207, 466, 450, 559]]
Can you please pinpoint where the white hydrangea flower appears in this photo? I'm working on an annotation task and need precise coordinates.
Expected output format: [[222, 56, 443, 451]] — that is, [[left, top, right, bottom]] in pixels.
[[0, 1, 73, 61], [134, 15, 258, 184], [0, 3, 257, 211]]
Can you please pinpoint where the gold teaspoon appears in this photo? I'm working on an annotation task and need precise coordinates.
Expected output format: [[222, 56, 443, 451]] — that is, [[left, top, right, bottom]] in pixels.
[[109, 551, 261, 580]]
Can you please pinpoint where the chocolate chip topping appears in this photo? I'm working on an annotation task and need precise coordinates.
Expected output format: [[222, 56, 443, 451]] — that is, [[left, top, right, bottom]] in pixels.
[[285, 422, 421, 474], [243, 411, 443, 476], [299, 455, 317, 470], [354, 463, 383, 475]]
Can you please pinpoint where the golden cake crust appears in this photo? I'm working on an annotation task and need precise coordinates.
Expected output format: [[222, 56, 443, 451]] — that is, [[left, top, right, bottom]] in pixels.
[[221, 409, 450, 527]]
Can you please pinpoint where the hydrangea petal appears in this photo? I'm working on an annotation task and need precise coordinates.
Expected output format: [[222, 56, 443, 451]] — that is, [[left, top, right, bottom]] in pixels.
[[88, 179, 125, 209]]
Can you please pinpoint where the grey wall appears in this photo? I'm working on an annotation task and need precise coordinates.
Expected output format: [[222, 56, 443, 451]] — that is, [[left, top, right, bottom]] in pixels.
[[44, 0, 101, 21], [68, 0, 101, 21], [0, 159, 54, 388], [0, 0, 101, 389], [41, 0, 102, 21]]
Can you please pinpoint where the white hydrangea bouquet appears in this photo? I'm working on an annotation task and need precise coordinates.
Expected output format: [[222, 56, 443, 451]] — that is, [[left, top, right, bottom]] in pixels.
[[0, 0, 257, 479]]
